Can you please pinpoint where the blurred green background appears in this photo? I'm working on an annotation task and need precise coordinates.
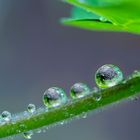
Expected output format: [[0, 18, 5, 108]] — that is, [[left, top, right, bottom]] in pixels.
[[0, 0, 140, 140]]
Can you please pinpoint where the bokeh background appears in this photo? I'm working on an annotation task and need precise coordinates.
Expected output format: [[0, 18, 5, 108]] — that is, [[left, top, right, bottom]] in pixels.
[[0, 0, 140, 140]]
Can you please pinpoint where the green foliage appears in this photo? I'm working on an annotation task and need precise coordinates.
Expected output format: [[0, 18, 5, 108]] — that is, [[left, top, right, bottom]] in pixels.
[[62, 0, 140, 34], [0, 72, 140, 138]]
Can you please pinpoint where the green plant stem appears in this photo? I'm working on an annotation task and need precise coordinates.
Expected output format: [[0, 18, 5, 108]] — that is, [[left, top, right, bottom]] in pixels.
[[0, 74, 140, 138]]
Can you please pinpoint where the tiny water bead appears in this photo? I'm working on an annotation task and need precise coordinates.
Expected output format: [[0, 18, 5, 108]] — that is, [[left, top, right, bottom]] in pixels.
[[70, 83, 91, 99], [81, 112, 87, 119], [27, 104, 36, 113], [130, 96, 139, 101], [36, 129, 42, 134], [132, 70, 140, 78], [23, 131, 33, 139], [1, 111, 11, 122], [95, 64, 123, 89], [93, 92, 102, 101], [92, 87, 102, 101], [43, 87, 68, 108], [99, 16, 108, 22], [92, 87, 99, 93]]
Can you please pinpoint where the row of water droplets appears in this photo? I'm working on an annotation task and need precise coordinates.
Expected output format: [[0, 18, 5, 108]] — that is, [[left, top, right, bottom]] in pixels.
[[0, 64, 126, 139]]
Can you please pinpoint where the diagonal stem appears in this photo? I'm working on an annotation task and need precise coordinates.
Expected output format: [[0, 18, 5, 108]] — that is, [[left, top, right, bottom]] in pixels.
[[0, 73, 140, 138]]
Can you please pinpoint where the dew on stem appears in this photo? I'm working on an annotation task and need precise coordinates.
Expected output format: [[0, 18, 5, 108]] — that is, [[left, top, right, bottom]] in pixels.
[[1, 111, 11, 122], [70, 83, 91, 99], [0, 67, 140, 139], [99, 16, 108, 22], [27, 104, 36, 113], [43, 87, 68, 108], [131, 70, 140, 78], [23, 131, 33, 139], [95, 64, 123, 89]]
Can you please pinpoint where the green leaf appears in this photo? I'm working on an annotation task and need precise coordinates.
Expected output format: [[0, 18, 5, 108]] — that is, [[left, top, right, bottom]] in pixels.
[[71, 6, 100, 20], [62, 0, 140, 34]]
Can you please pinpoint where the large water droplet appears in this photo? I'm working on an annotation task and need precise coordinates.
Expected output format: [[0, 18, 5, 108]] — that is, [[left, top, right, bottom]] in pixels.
[[70, 83, 91, 99], [95, 64, 123, 89], [23, 131, 33, 139], [1, 111, 11, 122], [43, 87, 68, 108], [27, 104, 36, 113]]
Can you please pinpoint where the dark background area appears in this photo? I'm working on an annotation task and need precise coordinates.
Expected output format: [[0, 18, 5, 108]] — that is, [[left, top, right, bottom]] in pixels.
[[0, 0, 140, 140]]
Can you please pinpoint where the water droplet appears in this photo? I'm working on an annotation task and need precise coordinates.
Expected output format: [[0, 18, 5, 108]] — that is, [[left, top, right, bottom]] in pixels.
[[132, 70, 140, 78], [60, 121, 65, 125], [1, 111, 11, 122], [99, 16, 108, 22], [92, 87, 102, 101], [43, 87, 68, 108], [95, 64, 123, 89], [93, 92, 102, 101], [122, 80, 127, 84], [42, 129, 46, 133], [70, 83, 91, 99], [36, 129, 42, 134], [81, 112, 87, 119], [134, 96, 139, 101], [130, 95, 139, 101], [27, 104, 36, 113], [23, 131, 33, 139], [93, 87, 99, 92]]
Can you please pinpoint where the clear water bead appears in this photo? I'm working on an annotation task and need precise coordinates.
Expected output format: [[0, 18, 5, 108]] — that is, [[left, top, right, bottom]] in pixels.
[[70, 83, 90, 99], [1, 111, 11, 122], [93, 87, 102, 101], [36, 129, 42, 133], [130, 96, 139, 101], [81, 112, 87, 119], [93, 92, 102, 101], [95, 64, 123, 89], [27, 104, 36, 113], [132, 70, 140, 78], [43, 87, 68, 108], [23, 131, 33, 139], [93, 87, 99, 93], [99, 16, 108, 22]]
